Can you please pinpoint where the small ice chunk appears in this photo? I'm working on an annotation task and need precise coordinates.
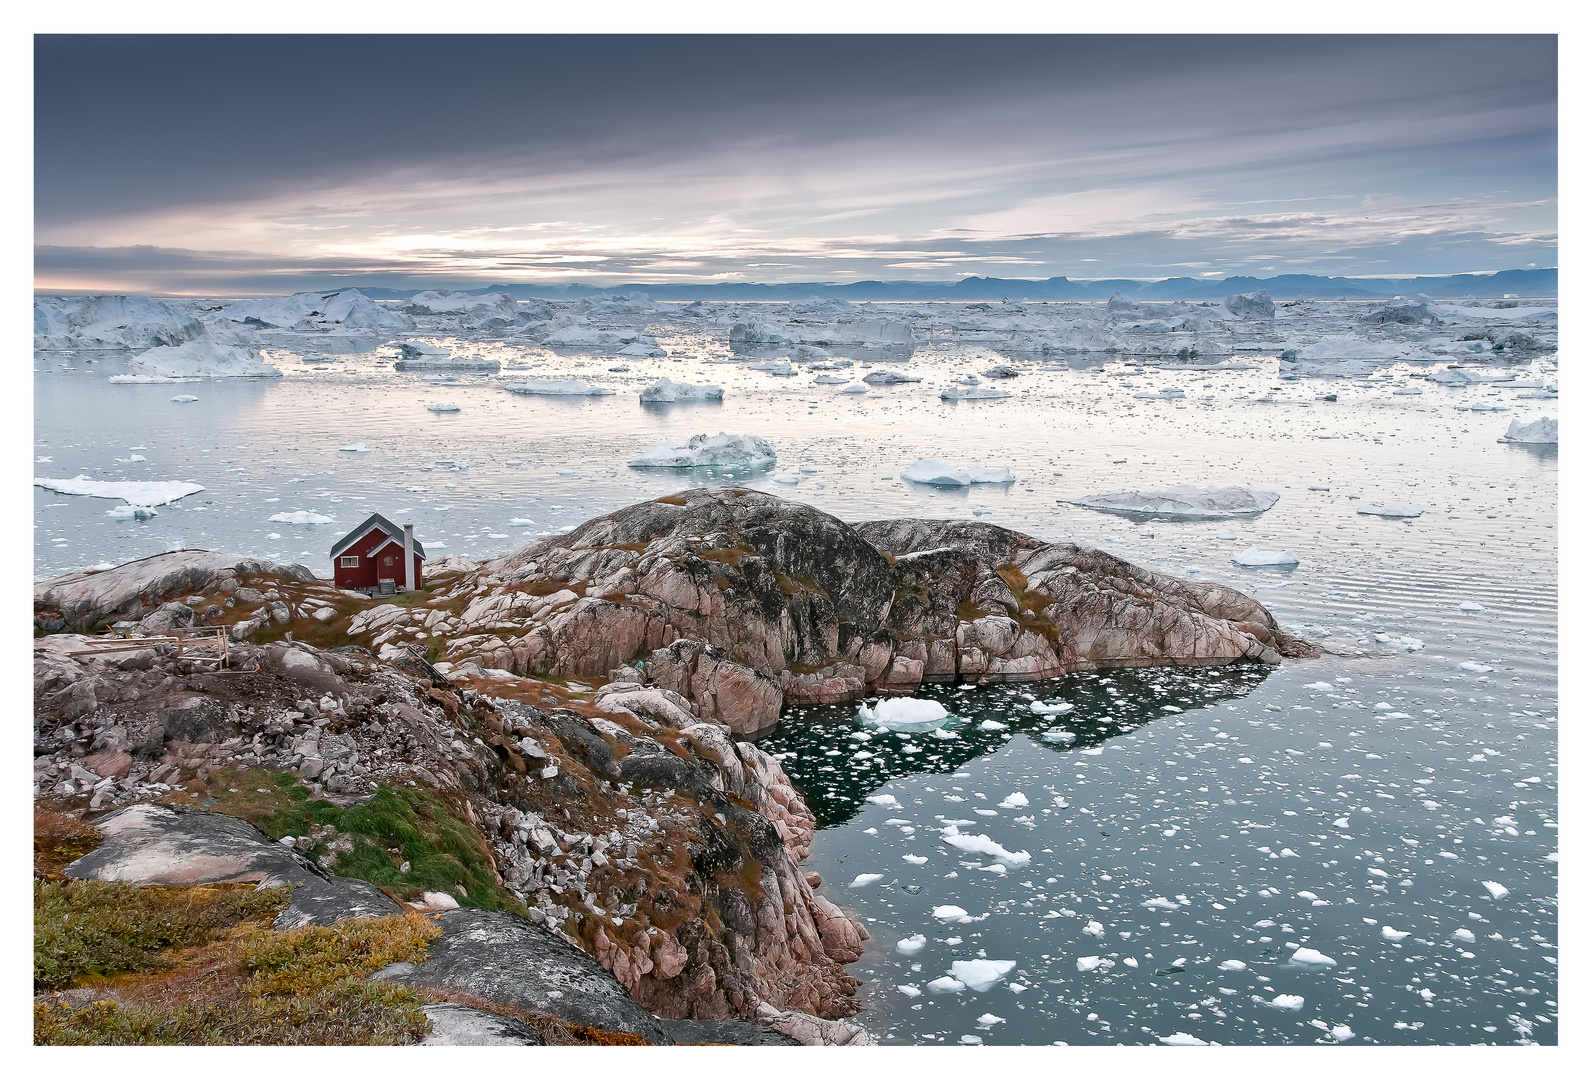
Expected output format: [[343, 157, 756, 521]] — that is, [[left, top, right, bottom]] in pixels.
[[1459, 661, 1493, 673], [170, 394, 199, 402], [940, 828, 1030, 866], [932, 905, 971, 922], [997, 793, 1029, 809], [1458, 602, 1486, 613], [896, 934, 928, 955], [268, 511, 336, 524], [863, 370, 922, 385], [1233, 546, 1300, 567], [1218, 960, 1247, 972], [505, 379, 616, 396], [975, 1013, 1006, 1026], [926, 976, 966, 993], [1330, 1024, 1355, 1042], [941, 384, 1011, 401], [1158, 1032, 1209, 1046], [1267, 994, 1305, 1011], [338, 443, 368, 453], [979, 719, 1009, 732], [900, 458, 1014, 486], [1357, 503, 1424, 518], [1075, 955, 1112, 972], [1381, 926, 1410, 941], [770, 473, 802, 485], [849, 873, 884, 887], [1082, 920, 1105, 937], [1453, 928, 1476, 943], [1482, 881, 1509, 900], [426, 403, 461, 413], [902, 854, 928, 865], [896, 984, 922, 997], [865, 793, 901, 807]]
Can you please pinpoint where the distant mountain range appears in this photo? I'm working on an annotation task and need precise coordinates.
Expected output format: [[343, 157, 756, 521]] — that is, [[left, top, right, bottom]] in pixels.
[[345, 268, 1555, 303]]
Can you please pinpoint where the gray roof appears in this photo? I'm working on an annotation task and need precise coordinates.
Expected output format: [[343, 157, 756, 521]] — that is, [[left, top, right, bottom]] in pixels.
[[328, 513, 427, 561]]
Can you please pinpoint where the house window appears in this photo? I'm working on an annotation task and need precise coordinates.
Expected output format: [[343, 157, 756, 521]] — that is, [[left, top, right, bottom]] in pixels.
[[383, 556, 395, 567], [340, 556, 359, 567]]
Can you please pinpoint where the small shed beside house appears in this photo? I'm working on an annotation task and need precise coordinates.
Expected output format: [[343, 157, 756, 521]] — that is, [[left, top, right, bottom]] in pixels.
[[329, 514, 425, 595]]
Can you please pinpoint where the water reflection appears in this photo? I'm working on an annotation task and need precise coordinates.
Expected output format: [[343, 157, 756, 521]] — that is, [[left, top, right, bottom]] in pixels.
[[759, 664, 1273, 829]]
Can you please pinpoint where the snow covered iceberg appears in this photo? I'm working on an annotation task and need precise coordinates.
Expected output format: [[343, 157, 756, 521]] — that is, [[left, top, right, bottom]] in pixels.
[[111, 338, 282, 381], [1502, 417, 1557, 444]]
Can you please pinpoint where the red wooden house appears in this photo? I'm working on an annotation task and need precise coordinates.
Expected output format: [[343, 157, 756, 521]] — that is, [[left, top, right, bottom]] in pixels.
[[329, 514, 425, 594]]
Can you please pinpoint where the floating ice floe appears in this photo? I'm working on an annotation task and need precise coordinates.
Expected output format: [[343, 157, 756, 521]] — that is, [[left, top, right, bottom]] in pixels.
[[1267, 994, 1306, 1011], [1157, 1033, 1210, 1046], [1482, 881, 1510, 900], [900, 458, 1014, 487], [926, 976, 965, 993], [1069, 484, 1279, 519], [1133, 387, 1186, 399], [106, 505, 157, 520], [997, 792, 1028, 809], [748, 360, 795, 376], [865, 793, 901, 807], [170, 394, 199, 403], [862, 370, 922, 385], [770, 473, 802, 485], [982, 364, 1022, 378], [269, 511, 336, 525], [426, 403, 461, 413], [1289, 947, 1337, 968], [1502, 417, 1557, 444], [1028, 700, 1074, 716], [1232, 546, 1300, 567], [941, 385, 1012, 401], [339, 443, 369, 453], [506, 379, 615, 396], [849, 873, 884, 887], [1356, 503, 1424, 518], [1076, 956, 1113, 973], [639, 377, 723, 403], [1217, 959, 1248, 972], [951, 959, 1016, 992], [838, 383, 868, 394], [34, 476, 204, 506], [1427, 366, 1486, 385], [627, 432, 776, 469], [932, 905, 972, 922], [896, 934, 927, 955], [858, 697, 951, 729], [940, 826, 1030, 866], [111, 338, 282, 381]]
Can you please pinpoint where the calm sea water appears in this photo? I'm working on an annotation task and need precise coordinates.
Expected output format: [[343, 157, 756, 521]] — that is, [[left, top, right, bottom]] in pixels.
[[34, 301, 1556, 1043]]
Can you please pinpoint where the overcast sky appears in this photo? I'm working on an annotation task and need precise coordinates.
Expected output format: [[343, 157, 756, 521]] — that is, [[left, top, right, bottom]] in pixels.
[[34, 34, 1557, 294]]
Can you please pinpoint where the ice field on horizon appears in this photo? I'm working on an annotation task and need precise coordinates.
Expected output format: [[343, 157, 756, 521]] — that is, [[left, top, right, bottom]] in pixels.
[[34, 287, 1557, 1044]]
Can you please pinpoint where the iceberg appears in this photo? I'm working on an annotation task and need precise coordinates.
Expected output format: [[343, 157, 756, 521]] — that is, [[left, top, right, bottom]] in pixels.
[[1502, 417, 1557, 444], [1069, 485, 1279, 519], [981, 364, 1021, 378], [900, 459, 1015, 487], [639, 378, 723, 403], [748, 360, 796, 376], [838, 383, 868, 394], [1224, 290, 1275, 320], [627, 432, 776, 469], [111, 338, 282, 381], [34, 476, 204, 506], [1427, 367, 1486, 386], [941, 385, 1011, 401], [1133, 387, 1185, 399], [862, 370, 922, 385], [217, 288, 413, 331], [35, 294, 205, 350], [426, 403, 461, 413], [505, 379, 616, 397], [392, 341, 501, 372], [1232, 547, 1300, 567], [404, 289, 518, 318]]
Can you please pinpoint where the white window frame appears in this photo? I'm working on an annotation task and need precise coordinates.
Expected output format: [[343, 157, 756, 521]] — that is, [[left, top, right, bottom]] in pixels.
[[340, 555, 359, 567]]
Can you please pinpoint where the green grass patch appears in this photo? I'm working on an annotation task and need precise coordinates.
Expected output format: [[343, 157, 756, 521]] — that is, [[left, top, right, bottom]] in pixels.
[[34, 879, 289, 991], [249, 776, 520, 911]]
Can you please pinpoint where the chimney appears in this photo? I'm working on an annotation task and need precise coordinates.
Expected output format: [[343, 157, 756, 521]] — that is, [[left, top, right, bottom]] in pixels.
[[403, 524, 415, 592]]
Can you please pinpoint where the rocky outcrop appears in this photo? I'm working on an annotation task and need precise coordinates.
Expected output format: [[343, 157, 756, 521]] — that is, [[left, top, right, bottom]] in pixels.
[[428, 489, 1309, 731], [64, 803, 402, 930], [418, 1002, 546, 1046], [34, 550, 316, 632], [377, 908, 673, 1044], [35, 627, 870, 1037]]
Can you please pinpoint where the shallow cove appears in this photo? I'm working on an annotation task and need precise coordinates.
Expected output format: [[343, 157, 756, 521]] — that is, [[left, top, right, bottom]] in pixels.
[[757, 659, 1558, 1045]]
